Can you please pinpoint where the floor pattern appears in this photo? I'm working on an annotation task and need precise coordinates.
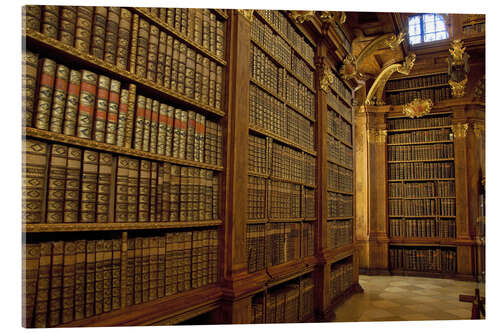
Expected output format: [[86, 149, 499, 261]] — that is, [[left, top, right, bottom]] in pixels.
[[333, 275, 485, 322]]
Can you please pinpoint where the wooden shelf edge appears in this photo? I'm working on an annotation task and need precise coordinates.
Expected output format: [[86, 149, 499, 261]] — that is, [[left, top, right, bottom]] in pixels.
[[327, 102, 353, 125], [320, 244, 355, 264], [23, 220, 223, 233], [24, 29, 226, 118], [389, 269, 457, 280], [248, 171, 269, 178], [327, 158, 353, 171], [387, 125, 452, 133], [58, 284, 222, 327], [25, 127, 224, 171], [387, 140, 454, 146], [327, 216, 354, 221], [327, 189, 353, 195], [385, 83, 449, 93], [389, 239, 457, 246], [266, 257, 317, 287], [249, 125, 317, 156], [268, 218, 304, 223], [388, 158, 454, 163], [327, 131, 353, 148]]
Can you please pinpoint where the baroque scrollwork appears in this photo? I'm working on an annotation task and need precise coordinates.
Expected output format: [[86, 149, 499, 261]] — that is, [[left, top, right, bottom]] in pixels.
[[402, 99, 433, 118], [319, 66, 334, 92], [448, 39, 470, 97]]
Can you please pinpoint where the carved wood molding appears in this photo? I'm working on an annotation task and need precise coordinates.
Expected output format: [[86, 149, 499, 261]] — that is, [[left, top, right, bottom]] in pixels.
[[451, 123, 469, 138], [367, 129, 387, 143], [473, 121, 485, 138]]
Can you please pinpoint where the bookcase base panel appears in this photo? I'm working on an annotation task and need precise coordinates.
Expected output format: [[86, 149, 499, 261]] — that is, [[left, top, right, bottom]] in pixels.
[[317, 283, 363, 322]]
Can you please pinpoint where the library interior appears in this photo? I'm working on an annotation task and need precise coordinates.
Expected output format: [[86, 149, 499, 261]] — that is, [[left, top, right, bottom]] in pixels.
[[21, 6, 485, 327]]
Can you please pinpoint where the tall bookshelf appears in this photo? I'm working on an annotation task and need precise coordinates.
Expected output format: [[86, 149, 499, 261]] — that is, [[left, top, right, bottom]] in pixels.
[[22, 6, 228, 327], [385, 72, 451, 105], [386, 112, 458, 277]]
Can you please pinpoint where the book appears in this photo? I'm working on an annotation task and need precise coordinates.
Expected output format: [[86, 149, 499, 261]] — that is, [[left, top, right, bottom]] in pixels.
[[133, 95, 146, 150], [125, 238, 135, 306], [93, 75, 111, 143], [23, 5, 42, 31], [73, 239, 86, 320], [133, 237, 142, 304], [80, 150, 99, 223], [41, 5, 59, 39], [102, 239, 113, 313], [22, 50, 39, 127], [170, 39, 180, 92], [76, 70, 98, 140], [142, 98, 153, 152], [156, 31, 167, 85], [116, 88, 129, 147], [146, 24, 160, 82], [90, 7, 107, 60], [35, 58, 57, 131], [94, 239, 105, 315], [186, 111, 196, 160], [179, 167, 189, 222], [111, 238, 121, 310], [23, 242, 41, 327], [138, 160, 151, 222], [150, 162, 158, 221], [116, 8, 132, 70], [185, 48, 196, 99], [104, 7, 120, 65], [141, 237, 151, 303], [127, 158, 139, 222], [157, 103, 168, 155], [165, 105, 175, 157], [114, 156, 129, 222], [163, 35, 174, 89], [46, 144, 68, 223], [135, 18, 150, 79], [148, 237, 159, 300], [96, 152, 112, 223], [169, 164, 180, 221], [161, 163, 171, 221], [177, 43, 187, 94], [156, 164, 165, 221], [62, 70, 82, 136], [48, 64, 70, 133], [23, 139, 49, 224], [74, 7, 94, 53], [34, 242, 52, 327], [59, 6, 77, 46], [157, 236, 166, 297], [105, 79, 121, 145], [150, 100, 160, 154], [84, 239, 96, 318]]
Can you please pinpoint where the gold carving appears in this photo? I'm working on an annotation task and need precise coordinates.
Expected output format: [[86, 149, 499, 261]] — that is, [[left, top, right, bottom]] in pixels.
[[448, 39, 469, 97], [449, 78, 468, 97], [473, 122, 485, 138], [237, 9, 254, 22], [320, 66, 334, 92], [319, 11, 346, 24], [368, 129, 387, 143], [402, 99, 433, 118], [289, 10, 315, 23], [474, 76, 485, 99], [449, 39, 466, 64], [384, 32, 406, 50], [365, 53, 416, 105], [451, 123, 469, 138]]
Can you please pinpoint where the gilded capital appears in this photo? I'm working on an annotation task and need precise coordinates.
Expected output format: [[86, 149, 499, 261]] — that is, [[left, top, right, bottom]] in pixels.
[[368, 129, 387, 143], [237, 9, 254, 22], [451, 123, 469, 138]]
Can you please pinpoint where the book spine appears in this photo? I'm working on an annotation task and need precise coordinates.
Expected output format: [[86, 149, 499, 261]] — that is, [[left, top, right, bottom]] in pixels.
[[62, 70, 82, 136], [76, 70, 98, 139], [128, 13, 139, 74], [133, 95, 145, 151], [114, 156, 129, 222], [156, 31, 167, 85], [156, 164, 164, 221], [74, 7, 93, 54], [105, 79, 121, 145], [133, 237, 142, 304], [128, 158, 139, 222], [148, 237, 159, 300], [125, 238, 134, 306], [90, 7, 107, 60], [104, 7, 120, 65], [102, 240, 113, 313], [34, 242, 51, 327], [73, 239, 86, 320], [146, 24, 160, 82], [209, 61, 216, 107], [215, 65, 223, 110], [23, 242, 41, 327], [170, 39, 180, 92], [59, 6, 77, 46], [41, 5, 59, 39], [157, 103, 168, 155], [142, 98, 153, 152], [23, 139, 49, 224], [177, 43, 187, 95], [165, 233, 174, 296], [205, 170, 213, 220], [141, 238, 150, 303], [23, 5, 42, 32], [216, 20, 224, 59], [186, 111, 196, 161], [138, 160, 151, 222], [93, 75, 111, 143], [183, 231, 192, 292], [161, 163, 171, 221], [163, 35, 173, 89], [201, 56, 210, 105], [178, 110, 188, 159], [179, 167, 188, 222], [185, 48, 196, 99], [194, 53, 203, 103], [80, 149, 99, 223], [165, 106, 175, 157], [22, 51, 39, 127], [135, 18, 149, 79], [46, 144, 68, 224], [111, 238, 121, 310], [116, 8, 132, 70], [35, 58, 57, 131], [116, 88, 129, 147], [169, 164, 180, 221], [84, 240, 96, 318], [96, 152, 112, 223], [94, 239, 105, 315], [193, 9, 203, 46], [149, 162, 158, 222], [157, 236, 166, 298], [150, 100, 160, 154]]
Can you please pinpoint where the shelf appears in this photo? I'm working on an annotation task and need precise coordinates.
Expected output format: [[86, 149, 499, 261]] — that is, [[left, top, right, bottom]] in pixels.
[[286, 100, 316, 123], [247, 219, 268, 224], [327, 189, 354, 195], [388, 71, 448, 81], [269, 175, 315, 188], [253, 11, 316, 70], [389, 238, 457, 246], [327, 216, 354, 221], [211, 8, 229, 20], [24, 29, 225, 118], [132, 8, 227, 66], [23, 220, 223, 233], [389, 269, 457, 280], [386, 111, 453, 120], [388, 215, 437, 218], [268, 217, 305, 223], [385, 83, 449, 93], [327, 158, 353, 171], [388, 196, 456, 199], [388, 158, 454, 163], [330, 87, 353, 108], [25, 127, 224, 171], [327, 130, 353, 148], [249, 125, 317, 156], [327, 102, 353, 125], [266, 256, 317, 287], [304, 217, 317, 222], [388, 178, 455, 182], [387, 140, 454, 146], [387, 125, 452, 133], [251, 37, 316, 95], [248, 170, 270, 178]]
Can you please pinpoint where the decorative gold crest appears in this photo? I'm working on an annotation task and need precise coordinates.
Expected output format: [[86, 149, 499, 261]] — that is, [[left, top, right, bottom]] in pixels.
[[289, 10, 315, 23], [237, 9, 254, 22], [449, 78, 468, 97], [402, 99, 433, 119], [449, 39, 466, 65]]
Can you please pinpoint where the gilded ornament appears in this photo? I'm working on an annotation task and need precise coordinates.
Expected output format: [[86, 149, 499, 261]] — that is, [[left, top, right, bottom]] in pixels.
[[320, 67, 334, 92], [473, 122, 485, 138], [289, 10, 315, 23], [448, 39, 469, 97], [237, 9, 254, 22], [368, 129, 387, 143], [449, 78, 468, 97], [451, 123, 469, 138], [319, 11, 346, 24], [402, 98, 433, 118], [384, 32, 406, 50]]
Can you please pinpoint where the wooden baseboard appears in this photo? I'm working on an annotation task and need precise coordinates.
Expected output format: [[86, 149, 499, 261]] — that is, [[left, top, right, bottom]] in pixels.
[[359, 268, 391, 276]]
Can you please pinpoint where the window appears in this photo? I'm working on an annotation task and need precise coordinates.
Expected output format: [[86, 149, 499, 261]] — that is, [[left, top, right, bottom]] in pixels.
[[408, 14, 448, 45]]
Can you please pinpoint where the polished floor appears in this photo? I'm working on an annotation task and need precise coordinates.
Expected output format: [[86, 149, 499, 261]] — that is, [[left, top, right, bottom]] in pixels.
[[333, 275, 485, 322]]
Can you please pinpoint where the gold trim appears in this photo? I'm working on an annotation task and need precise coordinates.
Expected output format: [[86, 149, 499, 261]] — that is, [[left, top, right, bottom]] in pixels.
[[319, 11, 346, 25], [24, 127, 224, 171], [320, 67, 334, 92], [237, 9, 254, 22], [24, 29, 226, 117], [289, 10, 315, 23], [365, 53, 416, 105], [368, 129, 387, 143], [402, 99, 433, 118], [449, 78, 468, 97], [451, 123, 469, 138], [449, 39, 466, 66]]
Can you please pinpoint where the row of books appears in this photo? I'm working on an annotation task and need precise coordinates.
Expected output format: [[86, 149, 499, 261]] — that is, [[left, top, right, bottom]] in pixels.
[[389, 199, 436, 216], [249, 84, 315, 151], [462, 22, 485, 35], [328, 136, 353, 168], [387, 143, 454, 161], [249, 134, 267, 175], [304, 188, 316, 219], [269, 180, 302, 219], [327, 109, 353, 145], [327, 162, 353, 193], [250, 45, 315, 118], [387, 115, 452, 130], [387, 87, 451, 105], [255, 10, 315, 66], [23, 229, 218, 327], [389, 219, 456, 239], [246, 222, 314, 272], [143, 7, 225, 58], [387, 128, 452, 144], [327, 220, 353, 250], [329, 259, 354, 303], [389, 247, 457, 273], [440, 199, 457, 216], [248, 176, 266, 220], [24, 7, 226, 111], [327, 193, 353, 218], [388, 181, 456, 197], [327, 93, 352, 123], [251, 18, 314, 89], [386, 73, 448, 91], [388, 161, 455, 180], [23, 139, 219, 224], [23, 53, 223, 165], [271, 142, 315, 185]]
